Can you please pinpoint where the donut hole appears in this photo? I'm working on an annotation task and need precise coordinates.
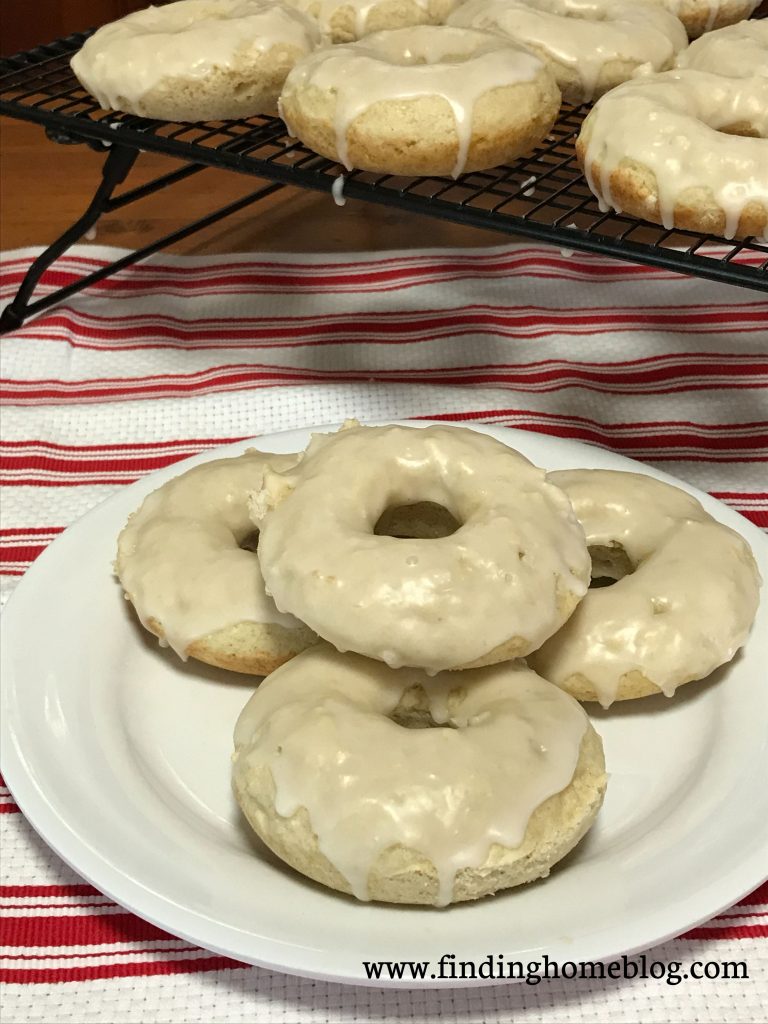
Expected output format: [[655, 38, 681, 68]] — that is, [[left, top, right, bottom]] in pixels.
[[368, 27, 500, 67], [389, 684, 459, 730], [717, 121, 763, 139], [374, 501, 461, 540], [390, 707, 460, 730], [238, 529, 261, 553], [588, 543, 635, 589]]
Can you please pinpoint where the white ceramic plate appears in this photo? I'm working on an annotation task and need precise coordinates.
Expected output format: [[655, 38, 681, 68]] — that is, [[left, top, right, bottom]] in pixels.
[[2, 422, 767, 989]]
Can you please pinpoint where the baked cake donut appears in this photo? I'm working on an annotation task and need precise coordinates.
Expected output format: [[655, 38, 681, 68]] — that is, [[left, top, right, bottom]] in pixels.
[[116, 450, 316, 676], [278, 26, 561, 176], [576, 70, 768, 240], [447, 0, 687, 104], [285, 0, 459, 43], [642, 0, 761, 39], [250, 423, 591, 672], [528, 470, 762, 707], [676, 18, 768, 76], [71, 0, 322, 121], [233, 646, 607, 905]]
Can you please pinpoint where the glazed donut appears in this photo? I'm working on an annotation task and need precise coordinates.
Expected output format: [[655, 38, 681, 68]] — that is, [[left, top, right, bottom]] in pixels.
[[233, 646, 607, 905], [71, 0, 322, 121], [447, 0, 687, 104], [116, 450, 317, 676], [250, 423, 590, 672], [576, 70, 768, 241], [676, 18, 768, 75], [642, 0, 761, 39], [285, 0, 459, 42], [528, 470, 761, 708], [278, 26, 561, 177]]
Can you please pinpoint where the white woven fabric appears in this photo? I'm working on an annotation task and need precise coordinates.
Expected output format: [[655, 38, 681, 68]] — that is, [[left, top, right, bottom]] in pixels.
[[1, 245, 766, 1023]]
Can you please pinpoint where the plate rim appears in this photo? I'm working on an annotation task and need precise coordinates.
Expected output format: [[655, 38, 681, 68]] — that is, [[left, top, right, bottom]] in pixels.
[[2, 419, 767, 988]]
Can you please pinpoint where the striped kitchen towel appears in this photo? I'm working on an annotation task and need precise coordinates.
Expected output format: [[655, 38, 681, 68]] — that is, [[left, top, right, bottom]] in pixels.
[[1, 243, 766, 1023]]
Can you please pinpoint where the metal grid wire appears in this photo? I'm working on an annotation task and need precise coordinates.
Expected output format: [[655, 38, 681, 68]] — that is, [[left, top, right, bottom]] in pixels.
[[2, 30, 767, 292]]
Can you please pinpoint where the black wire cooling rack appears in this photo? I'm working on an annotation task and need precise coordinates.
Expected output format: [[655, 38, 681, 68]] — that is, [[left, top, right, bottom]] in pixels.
[[1, 29, 767, 330]]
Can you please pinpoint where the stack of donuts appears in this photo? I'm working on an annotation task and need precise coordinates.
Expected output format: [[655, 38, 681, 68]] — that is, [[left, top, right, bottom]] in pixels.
[[116, 421, 761, 906]]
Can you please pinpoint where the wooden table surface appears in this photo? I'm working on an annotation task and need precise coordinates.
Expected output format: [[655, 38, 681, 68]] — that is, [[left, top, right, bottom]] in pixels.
[[0, 118, 497, 255]]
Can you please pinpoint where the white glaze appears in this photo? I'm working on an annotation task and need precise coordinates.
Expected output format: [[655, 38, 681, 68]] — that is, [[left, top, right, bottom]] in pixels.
[[332, 174, 347, 205], [278, 26, 547, 177], [291, 0, 380, 37], [116, 450, 302, 658], [233, 646, 589, 905], [676, 20, 768, 78], [529, 470, 762, 707], [448, 0, 687, 101], [652, 0, 761, 33], [286, 0, 452, 38], [250, 423, 590, 671], [580, 69, 768, 240], [71, 0, 322, 111]]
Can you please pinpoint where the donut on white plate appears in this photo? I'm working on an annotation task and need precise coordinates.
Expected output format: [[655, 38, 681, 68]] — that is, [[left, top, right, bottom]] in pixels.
[[233, 646, 607, 905], [529, 470, 762, 707], [250, 422, 590, 672], [116, 450, 317, 676]]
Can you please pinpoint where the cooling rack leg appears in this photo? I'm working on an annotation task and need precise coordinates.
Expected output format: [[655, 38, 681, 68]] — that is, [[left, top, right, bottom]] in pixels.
[[0, 144, 138, 334]]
